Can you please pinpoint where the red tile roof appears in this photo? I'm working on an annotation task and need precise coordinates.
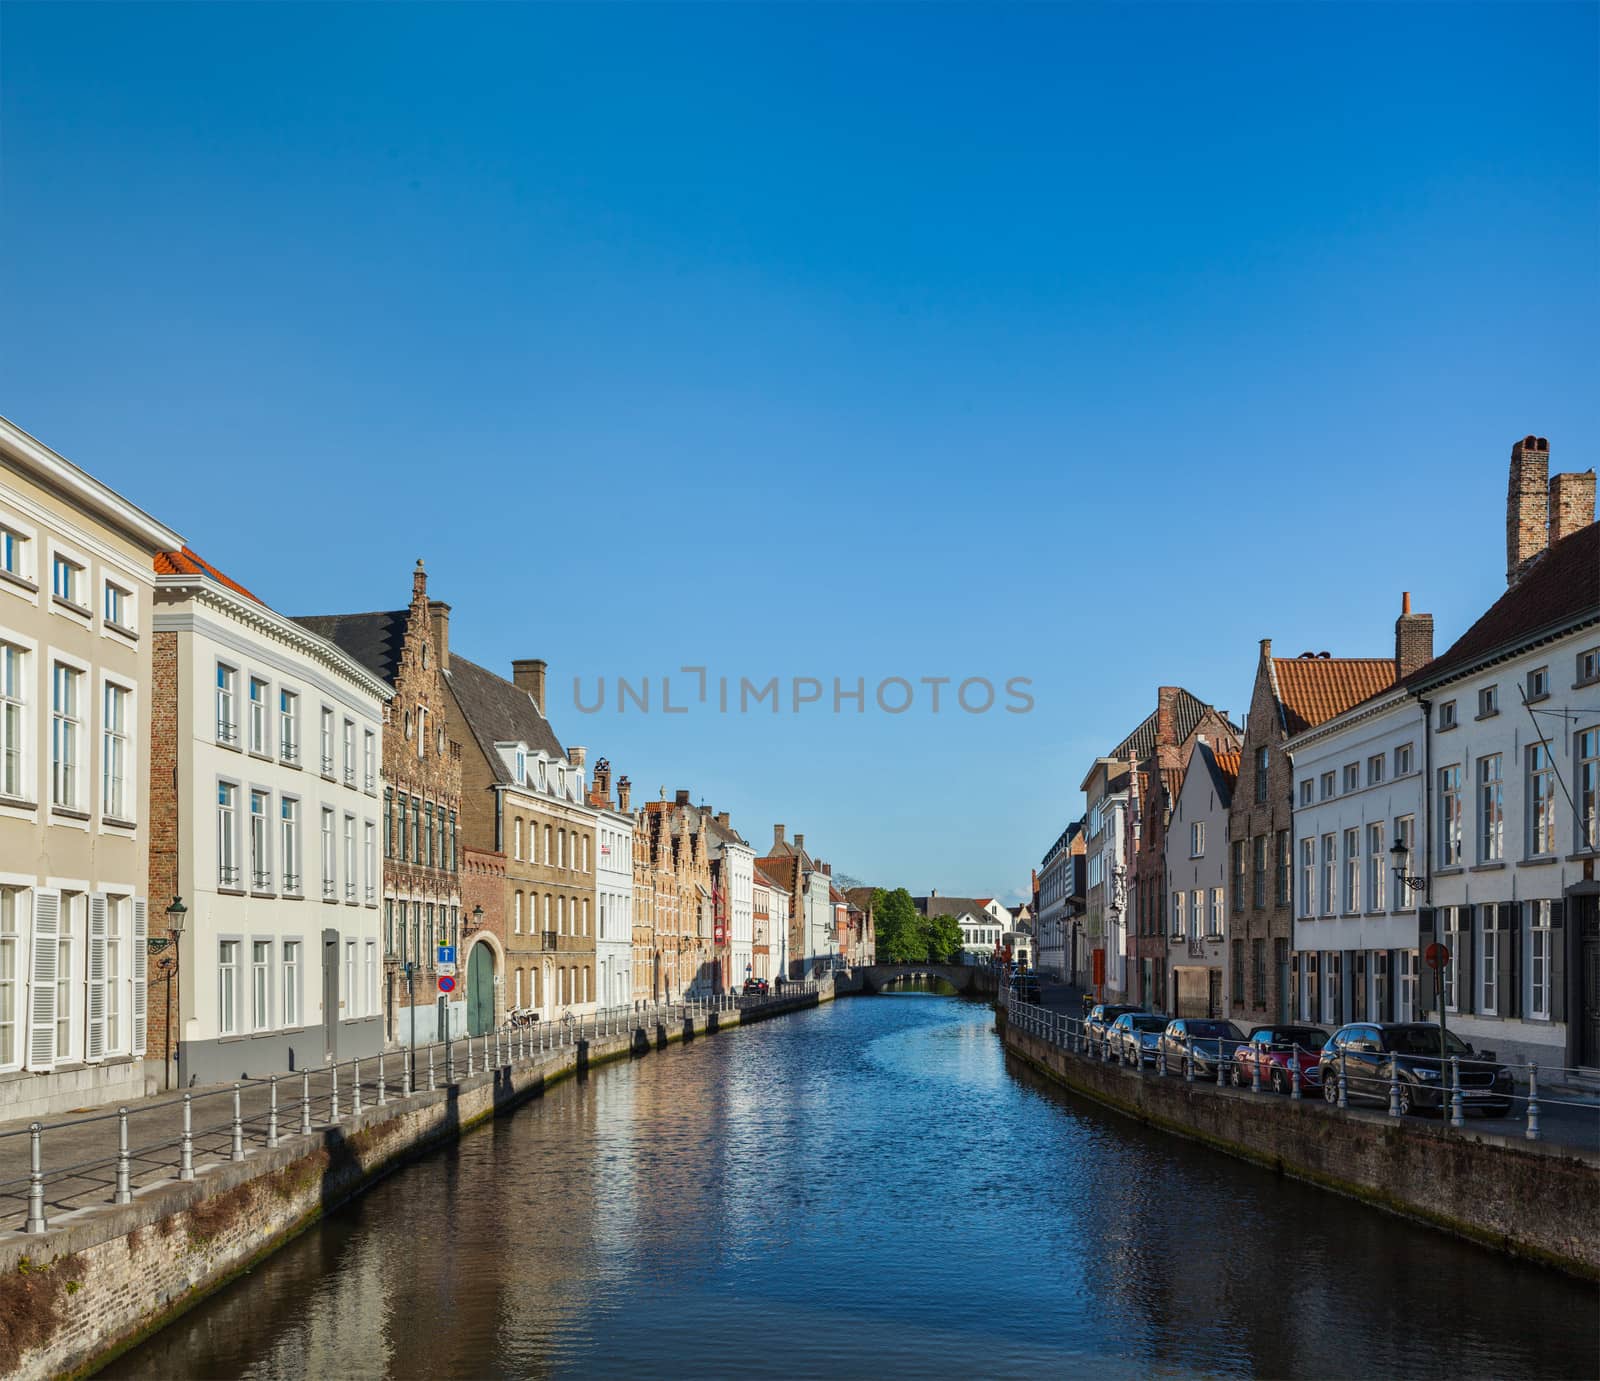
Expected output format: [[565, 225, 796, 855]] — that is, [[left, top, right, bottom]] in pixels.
[[154, 547, 264, 605], [1211, 749, 1241, 793], [1271, 655, 1397, 736]]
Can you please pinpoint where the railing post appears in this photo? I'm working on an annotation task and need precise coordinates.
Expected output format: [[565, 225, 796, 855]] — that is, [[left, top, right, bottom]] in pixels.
[[1525, 1062, 1541, 1141], [1184, 1039, 1194, 1082], [180, 1094, 195, 1180], [115, 1107, 132, 1204], [330, 1063, 340, 1122], [1388, 1061, 1401, 1117], [466, 1035, 474, 1077], [1250, 1055, 1261, 1094], [266, 1074, 280, 1146], [1216, 1041, 1226, 1088], [353, 1058, 363, 1116], [1337, 1050, 1348, 1110], [1291, 1054, 1302, 1100], [26, 1123, 47, 1233], [1449, 1056, 1465, 1128], [428, 1044, 436, 1090], [403, 1048, 413, 1098], [301, 1071, 313, 1134], [377, 1052, 387, 1106], [231, 1082, 246, 1161]]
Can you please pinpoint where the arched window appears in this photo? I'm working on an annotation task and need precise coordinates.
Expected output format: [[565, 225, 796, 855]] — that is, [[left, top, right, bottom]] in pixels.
[[558, 895, 566, 934], [581, 836, 589, 872], [513, 819, 522, 861], [513, 968, 522, 1007], [513, 891, 522, 934], [542, 892, 549, 929], [558, 830, 566, 869], [544, 825, 552, 863], [579, 967, 588, 1003], [582, 897, 589, 935]]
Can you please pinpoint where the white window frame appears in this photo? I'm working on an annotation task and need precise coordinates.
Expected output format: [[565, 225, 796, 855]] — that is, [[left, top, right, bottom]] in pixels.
[[50, 656, 87, 812], [248, 676, 269, 755], [0, 886, 25, 1068], [100, 677, 133, 821], [0, 637, 30, 803], [1299, 838, 1315, 919], [281, 796, 301, 894], [251, 939, 271, 1031], [1365, 822, 1384, 912], [1478, 753, 1503, 862], [249, 789, 271, 890], [0, 518, 36, 590], [1190, 822, 1204, 857], [215, 662, 239, 746], [279, 689, 299, 764], [1481, 923, 1498, 1016], [1527, 744, 1556, 857], [219, 939, 240, 1036], [283, 940, 301, 1027], [217, 780, 240, 887], [1438, 765, 1462, 867], [1528, 900, 1552, 1021]]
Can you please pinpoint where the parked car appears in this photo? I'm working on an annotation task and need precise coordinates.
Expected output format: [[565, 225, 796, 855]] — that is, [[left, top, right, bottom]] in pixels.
[[1230, 1025, 1328, 1093], [743, 978, 771, 996], [1317, 1022, 1513, 1116], [1111, 1012, 1171, 1067], [1085, 1003, 1146, 1049], [1157, 1018, 1246, 1077]]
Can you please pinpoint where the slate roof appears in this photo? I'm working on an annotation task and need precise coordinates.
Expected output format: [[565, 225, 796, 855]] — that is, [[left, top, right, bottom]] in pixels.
[[440, 653, 567, 778], [844, 886, 877, 912], [155, 547, 264, 605], [292, 609, 411, 687], [701, 811, 749, 849], [1270, 656, 1398, 736], [912, 895, 997, 922], [1408, 522, 1600, 690], [1109, 689, 1240, 760]]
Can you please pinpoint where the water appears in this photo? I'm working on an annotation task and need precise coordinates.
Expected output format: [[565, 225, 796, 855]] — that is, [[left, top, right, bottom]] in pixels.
[[104, 995, 1599, 1380]]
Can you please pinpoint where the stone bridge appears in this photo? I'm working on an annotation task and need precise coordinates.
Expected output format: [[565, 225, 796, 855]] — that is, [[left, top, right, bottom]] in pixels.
[[849, 964, 996, 996]]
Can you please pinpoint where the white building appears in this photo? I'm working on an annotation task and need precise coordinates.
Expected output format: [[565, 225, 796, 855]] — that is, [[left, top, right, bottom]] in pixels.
[[753, 867, 788, 982], [917, 893, 1012, 959], [590, 758, 633, 1010], [702, 812, 754, 992], [1166, 738, 1239, 1018], [153, 549, 390, 1084]]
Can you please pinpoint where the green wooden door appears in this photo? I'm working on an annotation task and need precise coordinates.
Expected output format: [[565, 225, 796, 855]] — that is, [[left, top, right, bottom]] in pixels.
[[467, 943, 494, 1036]]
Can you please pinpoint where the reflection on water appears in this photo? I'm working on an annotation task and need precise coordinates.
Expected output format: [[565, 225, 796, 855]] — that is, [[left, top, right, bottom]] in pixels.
[[104, 997, 1598, 1380]]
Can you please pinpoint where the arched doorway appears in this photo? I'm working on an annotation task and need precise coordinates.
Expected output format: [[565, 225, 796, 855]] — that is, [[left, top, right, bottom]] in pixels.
[[467, 941, 495, 1036]]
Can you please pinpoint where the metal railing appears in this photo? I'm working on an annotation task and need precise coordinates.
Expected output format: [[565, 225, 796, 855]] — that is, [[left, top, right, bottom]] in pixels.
[[0, 981, 829, 1235], [1001, 998, 1596, 1144]]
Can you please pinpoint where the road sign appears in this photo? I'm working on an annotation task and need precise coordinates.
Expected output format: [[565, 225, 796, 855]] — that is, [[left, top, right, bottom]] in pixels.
[[1424, 942, 1451, 971], [438, 974, 457, 993], [437, 945, 456, 965], [437, 962, 457, 977]]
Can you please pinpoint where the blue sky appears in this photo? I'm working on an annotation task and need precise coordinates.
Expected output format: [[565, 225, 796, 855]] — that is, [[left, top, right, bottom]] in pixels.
[[3, 3, 1596, 903]]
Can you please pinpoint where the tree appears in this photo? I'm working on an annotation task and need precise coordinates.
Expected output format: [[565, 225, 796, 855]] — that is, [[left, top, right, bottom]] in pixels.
[[925, 914, 965, 963], [872, 887, 927, 962]]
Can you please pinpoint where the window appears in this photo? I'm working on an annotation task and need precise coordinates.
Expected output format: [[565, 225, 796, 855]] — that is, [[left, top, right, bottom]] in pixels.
[[219, 940, 239, 1035], [365, 941, 377, 1017], [449, 810, 458, 871], [1391, 815, 1415, 910], [1, 888, 21, 1065], [345, 941, 357, 1017], [363, 730, 376, 790], [0, 643, 23, 800], [103, 580, 132, 630], [320, 707, 334, 774], [99, 681, 130, 819], [412, 795, 421, 860], [1438, 766, 1462, 866], [1399, 950, 1417, 1021], [1299, 838, 1315, 918], [1579, 648, 1600, 687], [1343, 763, 1359, 793], [1477, 685, 1498, 718], [1367, 754, 1384, 786], [1528, 744, 1556, 856], [279, 690, 299, 762], [217, 783, 239, 885], [1395, 742, 1414, 776], [1343, 828, 1359, 912], [513, 818, 523, 861], [104, 896, 124, 1053], [1299, 779, 1313, 807], [1252, 835, 1267, 909], [1481, 923, 1498, 1016], [250, 790, 270, 889], [215, 664, 238, 744], [1366, 822, 1384, 911], [1441, 908, 1461, 1011], [385, 900, 395, 956], [1189, 822, 1204, 857], [1321, 834, 1336, 916], [364, 822, 376, 901], [1529, 900, 1552, 1020], [56, 894, 76, 1059], [515, 891, 523, 935], [321, 807, 336, 898], [1251, 938, 1266, 1005], [0, 526, 30, 583], [1579, 728, 1599, 852], [248, 677, 268, 753], [283, 941, 300, 1026], [1254, 746, 1269, 804], [559, 830, 567, 870], [1527, 666, 1549, 701], [252, 941, 271, 1030], [51, 553, 83, 607], [398, 794, 409, 862], [281, 798, 300, 892], [1209, 887, 1223, 936], [424, 802, 434, 867], [342, 719, 356, 785], [343, 815, 357, 901], [416, 706, 428, 759], [51, 663, 82, 808], [1477, 754, 1503, 862], [1320, 771, 1335, 800], [1438, 701, 1457, 731]]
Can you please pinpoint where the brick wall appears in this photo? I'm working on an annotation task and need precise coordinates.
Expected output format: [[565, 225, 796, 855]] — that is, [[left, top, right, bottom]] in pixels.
[[145, 631, 180, 1081]]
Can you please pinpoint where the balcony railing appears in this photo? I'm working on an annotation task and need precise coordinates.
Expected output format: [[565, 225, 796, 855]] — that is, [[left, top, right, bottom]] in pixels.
[[343, 765, 356, 786], [281, 740, 299, 764], [252, 869, 272, 891], [365, 884, 375, 903], [217, 720, 239, 745], [323, 879, 337, 900], [344, 882, 357, 902], [218, 863, 241, 887], [320, 753, 335, 775], [283, 872, 301, 893], [542, 930, 558, 949]]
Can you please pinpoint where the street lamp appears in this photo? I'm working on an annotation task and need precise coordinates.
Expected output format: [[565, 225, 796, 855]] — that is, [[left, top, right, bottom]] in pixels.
[[472, 904, 483, 929], [163, 896, 188, 1088]]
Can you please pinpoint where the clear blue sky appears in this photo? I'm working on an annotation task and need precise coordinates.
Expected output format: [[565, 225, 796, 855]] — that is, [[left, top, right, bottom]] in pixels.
[[3, 4, 1596, 904]]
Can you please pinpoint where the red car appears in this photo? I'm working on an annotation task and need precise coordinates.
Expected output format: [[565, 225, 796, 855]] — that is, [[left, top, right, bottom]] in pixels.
[[1231, 1024, 1327, 1093]]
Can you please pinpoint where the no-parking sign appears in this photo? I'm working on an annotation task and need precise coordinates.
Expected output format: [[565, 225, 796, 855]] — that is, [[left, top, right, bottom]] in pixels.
[[438, 974, 457, 993]]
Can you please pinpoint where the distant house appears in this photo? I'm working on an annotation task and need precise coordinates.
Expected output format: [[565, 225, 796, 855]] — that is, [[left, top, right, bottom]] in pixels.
[[913, 893, 1011, 958]]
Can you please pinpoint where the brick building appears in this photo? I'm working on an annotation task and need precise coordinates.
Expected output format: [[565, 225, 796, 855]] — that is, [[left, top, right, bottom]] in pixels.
[[295, 562, 465, 1044]]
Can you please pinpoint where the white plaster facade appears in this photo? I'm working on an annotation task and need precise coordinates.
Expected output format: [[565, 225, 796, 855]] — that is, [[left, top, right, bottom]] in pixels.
[[595, 803, 633, 1009], [723, 839, 754, 990]]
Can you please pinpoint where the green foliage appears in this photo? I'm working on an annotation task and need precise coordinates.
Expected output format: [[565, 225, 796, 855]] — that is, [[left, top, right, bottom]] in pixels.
[[925, 914, 965, 963], [872, 887, 928, 962]]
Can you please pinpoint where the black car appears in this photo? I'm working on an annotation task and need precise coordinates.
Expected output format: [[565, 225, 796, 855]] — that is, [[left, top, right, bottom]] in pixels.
[[1085, 1003, 1146, 1049], [1111, 1011, 1171, 1067], [743, 978, 771, 996], [1317, 1022, 1513, 1116], [1157, 1018, 1246, 1077]]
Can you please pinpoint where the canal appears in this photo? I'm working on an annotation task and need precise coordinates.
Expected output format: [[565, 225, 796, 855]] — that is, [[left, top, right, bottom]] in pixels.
[[104, 993, 1598, 1379]]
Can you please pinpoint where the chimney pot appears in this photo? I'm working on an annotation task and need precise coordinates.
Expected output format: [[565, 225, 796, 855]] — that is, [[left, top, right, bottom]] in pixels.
[[1395, 597, 1434, 679], [511, 659, 548, 715], [1507, 434, 1552, 587]]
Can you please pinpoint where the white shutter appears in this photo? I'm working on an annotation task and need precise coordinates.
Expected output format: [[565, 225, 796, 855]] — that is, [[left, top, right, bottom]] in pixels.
[[86, 893, 107, 1061], [131, 899, 148, 1056], [28, 890, 60, 1071]]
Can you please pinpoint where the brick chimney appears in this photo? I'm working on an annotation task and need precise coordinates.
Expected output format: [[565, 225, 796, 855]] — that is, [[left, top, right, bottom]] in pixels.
[[592, 757, 611, 796], [567, 745, 586, 771], [715, 811, 730, 828], [1156, 686, 1179, 746], [1549, 469, 1597, 547], [512, 659, 547, 714], [1507, 435, 1551, 587], [1394, 591, 1434, 679], [427, 600, 450, 672], [674, 788, 691, 806], [773, 824, 786, 849], [617, 775, 631, 812], [794, 832, 805, 855]]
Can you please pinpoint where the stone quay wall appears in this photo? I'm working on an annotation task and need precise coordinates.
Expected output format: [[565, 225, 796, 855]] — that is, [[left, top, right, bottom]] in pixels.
[[0, 985, 830, 1380], [998, 1009, 1600, 1280]]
